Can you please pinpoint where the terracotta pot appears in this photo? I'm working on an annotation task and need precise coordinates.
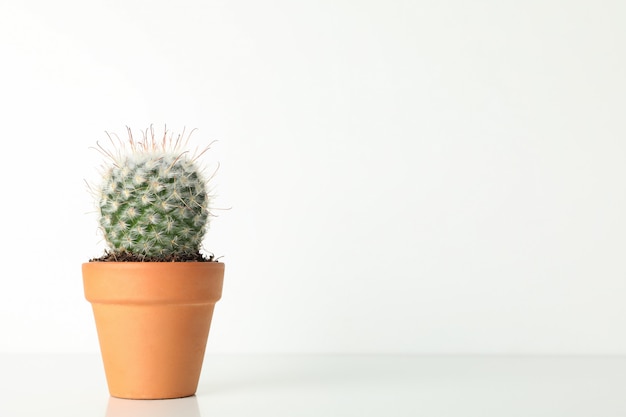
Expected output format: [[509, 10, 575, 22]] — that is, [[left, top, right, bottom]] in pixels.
[[82, 262, 224, 399]]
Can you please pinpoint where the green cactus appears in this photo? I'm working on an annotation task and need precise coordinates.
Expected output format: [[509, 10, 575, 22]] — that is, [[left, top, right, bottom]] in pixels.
[[94, 127, 212, 260]]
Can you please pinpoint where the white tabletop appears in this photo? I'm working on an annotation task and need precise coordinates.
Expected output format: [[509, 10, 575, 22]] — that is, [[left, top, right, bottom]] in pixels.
[[1, 354, 625, 416]]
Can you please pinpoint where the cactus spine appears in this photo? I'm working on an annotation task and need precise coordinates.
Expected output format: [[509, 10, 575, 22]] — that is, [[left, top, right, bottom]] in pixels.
[[95, 127, 211, 259]]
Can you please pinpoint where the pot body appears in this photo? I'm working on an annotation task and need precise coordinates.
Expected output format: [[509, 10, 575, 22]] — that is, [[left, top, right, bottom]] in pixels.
[[82, 262, 224, 399]]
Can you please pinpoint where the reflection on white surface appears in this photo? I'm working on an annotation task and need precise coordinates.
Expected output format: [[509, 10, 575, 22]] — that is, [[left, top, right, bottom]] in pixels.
[[3, 354, 626, 416], [106, 395, 201, 417]]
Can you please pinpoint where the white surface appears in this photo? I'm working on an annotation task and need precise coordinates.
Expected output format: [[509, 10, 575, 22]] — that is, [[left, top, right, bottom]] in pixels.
[[1, 0, 626, 355], [1, 354, 626, 416]]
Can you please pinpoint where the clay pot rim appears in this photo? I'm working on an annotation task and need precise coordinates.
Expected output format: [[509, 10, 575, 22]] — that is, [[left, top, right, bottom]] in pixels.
[[83, 261, 224, 305]]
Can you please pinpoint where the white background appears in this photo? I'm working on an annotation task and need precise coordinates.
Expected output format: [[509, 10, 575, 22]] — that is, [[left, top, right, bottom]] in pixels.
[[0, 0, 625, 355]]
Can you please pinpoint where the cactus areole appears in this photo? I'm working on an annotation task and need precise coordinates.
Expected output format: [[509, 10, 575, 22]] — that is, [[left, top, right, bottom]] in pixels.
[[91, 126, 216, 262]]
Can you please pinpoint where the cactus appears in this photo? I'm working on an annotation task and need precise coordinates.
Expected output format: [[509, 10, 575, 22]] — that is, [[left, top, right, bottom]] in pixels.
[[93, 126, 213, 260]]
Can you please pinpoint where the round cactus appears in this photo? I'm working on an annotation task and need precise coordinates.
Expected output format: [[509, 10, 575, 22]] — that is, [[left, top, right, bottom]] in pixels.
[[94, 127, 212, 259]]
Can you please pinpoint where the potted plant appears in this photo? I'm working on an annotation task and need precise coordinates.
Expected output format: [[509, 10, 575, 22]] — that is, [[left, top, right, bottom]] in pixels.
[[82, 126, 225, 400]]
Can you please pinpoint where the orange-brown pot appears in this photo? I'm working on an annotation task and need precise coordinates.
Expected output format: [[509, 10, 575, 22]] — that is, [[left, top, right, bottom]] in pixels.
[[82, 262, 224, 400]]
